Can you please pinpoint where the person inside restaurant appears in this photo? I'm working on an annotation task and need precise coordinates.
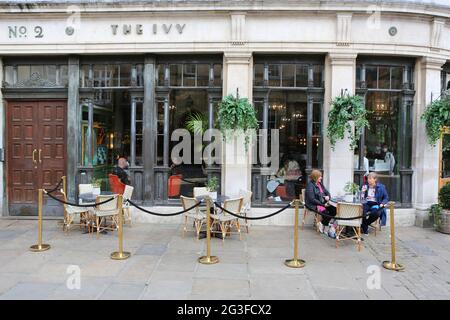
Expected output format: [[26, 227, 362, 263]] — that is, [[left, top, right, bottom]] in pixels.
[[305, 169, 336, 235], [360, 172, 388, 235], [112, 157, 131, 185]]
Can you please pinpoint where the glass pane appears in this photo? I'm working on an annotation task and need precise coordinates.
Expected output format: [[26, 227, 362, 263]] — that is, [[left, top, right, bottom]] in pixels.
[[43, 65, 57, 84], [136, 64, 144, 87], [442, 134, 450, 179], [157, 64, 165, 86], [135, 100, 143, 166], [197, 64, 209, 86], [17, 65, 30, 82], [59, 65, 69, 87], [391, 66, 403, 89], [378, 66, 390, 89], [254, 64, 264, 86], [120, 64, 131, 87], [364, 91, 401, 202], [156, 100, 165, 166], [312, 102, 322, 168], [93, 65, 105, 87], [4, 65, 14, 85], [105, 64, 119, 87], [268, 64, 281, 87], [356, 65, 361, 88], [282, 64, 295, 87], [30, 65, 44, 79], [365, 66, 377, 89], [170, 64, 182, 86], [295, 64, 308, 87], [313, 65, 323, 88], [80, 65, 89, 87], [183, 64, 196, 86], [213, 64, 222, 87]]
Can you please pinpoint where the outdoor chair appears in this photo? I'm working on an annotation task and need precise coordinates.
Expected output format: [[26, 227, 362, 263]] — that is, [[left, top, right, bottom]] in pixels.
[[90, 194, 120, 239], [335, 202, 363, 251], [368, 216, 382, 236], [180, 196, 205, 239], [193, 187, 210, 213], [108, 174, 126, 194], [301, 189, 320, 232], [122, 185, 134, 226], [168, 174, 182, 198], [239, 189, 252, 233], [60, 189, 91, 233], [211, 197, 243, 242]]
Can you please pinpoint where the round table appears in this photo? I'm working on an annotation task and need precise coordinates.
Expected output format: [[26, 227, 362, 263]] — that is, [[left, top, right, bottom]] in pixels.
[[79, 191, 114, 204]]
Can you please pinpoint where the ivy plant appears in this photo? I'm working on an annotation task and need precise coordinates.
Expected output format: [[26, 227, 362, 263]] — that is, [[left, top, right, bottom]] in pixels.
[[218, 94, 259, 151], [326, 94, 369, 150], [421, 92, 450, 146]]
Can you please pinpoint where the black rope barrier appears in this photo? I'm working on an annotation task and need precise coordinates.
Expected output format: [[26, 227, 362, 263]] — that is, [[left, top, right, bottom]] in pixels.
[[44, 178, 64, 194], [45, 190, 116, 207], [213, 201, 292, 220], [126, 198, 203, 216]]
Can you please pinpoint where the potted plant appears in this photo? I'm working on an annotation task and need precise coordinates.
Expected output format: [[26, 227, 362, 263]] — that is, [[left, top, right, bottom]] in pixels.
[[344, 181, 360, 202], [326, 94, 370, 150], [206, 176, 219, 200], [421, 90, 450, 146], [429, 183, 450, 234], [218, 93, 259, 152], [91, 178, 102, 196]]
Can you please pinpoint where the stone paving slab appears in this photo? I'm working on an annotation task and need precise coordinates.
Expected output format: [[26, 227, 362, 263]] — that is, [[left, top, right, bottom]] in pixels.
[[0, 219, 449, 300]]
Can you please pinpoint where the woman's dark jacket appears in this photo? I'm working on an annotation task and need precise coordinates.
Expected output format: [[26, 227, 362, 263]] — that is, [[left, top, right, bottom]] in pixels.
[[305, 180, 330, 211]]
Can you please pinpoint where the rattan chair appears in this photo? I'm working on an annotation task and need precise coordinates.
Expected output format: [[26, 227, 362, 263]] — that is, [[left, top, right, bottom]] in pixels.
[[211, 197, 243, 242], [90, 195, 120, 239], [180, 196, 205, 239], [239, 189, 252, 233], [60, 189, 91, 233], [335, 202, 363, 251], [301, 189, 320, 232]]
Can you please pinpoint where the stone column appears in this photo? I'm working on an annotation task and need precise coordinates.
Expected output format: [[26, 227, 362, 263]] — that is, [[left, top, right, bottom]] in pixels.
[[323, 53, 357, 195], [221, 52, 253, 197], [413, 57, 446, 227]]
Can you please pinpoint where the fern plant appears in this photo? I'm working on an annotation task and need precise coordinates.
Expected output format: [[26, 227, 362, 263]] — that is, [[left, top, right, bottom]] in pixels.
[[327, 94, 369, 150], [185, 112, 208, 135], [218, 94, 259, 151]]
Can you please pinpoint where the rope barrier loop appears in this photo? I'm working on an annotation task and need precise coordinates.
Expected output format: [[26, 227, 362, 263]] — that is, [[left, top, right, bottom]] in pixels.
[[126, 198, 203, 216]]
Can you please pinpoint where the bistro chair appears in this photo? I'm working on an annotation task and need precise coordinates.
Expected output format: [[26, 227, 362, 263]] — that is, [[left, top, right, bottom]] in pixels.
[[168, 174, 182, 198], [301, 189, 320, 232], [90, 194, 120, 239], [122, 185, 134, 226], [180, 196, 205, 239], [211, 197, 243, 242], [368, 216, 382, 236], [108, 174, 126, 194], [239, 189, 252, 233], [335, 202, 363, 251], [60, 189, 92, 233], [193, 187, 210, 213]]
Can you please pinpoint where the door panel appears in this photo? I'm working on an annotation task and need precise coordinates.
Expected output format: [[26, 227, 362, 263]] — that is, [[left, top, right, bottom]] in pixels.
[[7, 100, 67, 216]]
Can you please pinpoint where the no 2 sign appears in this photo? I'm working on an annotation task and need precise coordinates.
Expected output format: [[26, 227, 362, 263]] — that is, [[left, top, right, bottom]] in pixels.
[[8, 25, 44, 38]]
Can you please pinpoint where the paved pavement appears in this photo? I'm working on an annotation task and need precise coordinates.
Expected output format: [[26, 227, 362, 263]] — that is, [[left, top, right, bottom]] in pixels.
[[0, 218, 449, 300]]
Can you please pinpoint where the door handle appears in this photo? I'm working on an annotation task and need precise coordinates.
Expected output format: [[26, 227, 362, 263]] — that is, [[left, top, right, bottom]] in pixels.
[[38, 149, 42, 163], [32, 149, 37, 164]]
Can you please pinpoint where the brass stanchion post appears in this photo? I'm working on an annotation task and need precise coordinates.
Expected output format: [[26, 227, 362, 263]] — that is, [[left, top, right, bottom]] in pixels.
[[62, 175, 67, 196], [285, 199, 305, 268], [30, 189, 50, 252], [382, 201, 404, 271], [111, 194, 130, 260], [198, 196, 219, 264]]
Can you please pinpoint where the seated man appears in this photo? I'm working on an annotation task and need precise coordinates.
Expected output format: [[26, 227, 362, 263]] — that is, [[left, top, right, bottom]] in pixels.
[[360, 172, 388, 235], [112, 157, 130, 185]]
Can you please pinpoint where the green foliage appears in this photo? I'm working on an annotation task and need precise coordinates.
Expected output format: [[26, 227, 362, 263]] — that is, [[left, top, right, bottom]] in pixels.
[[218, 94, 259, 151], [439, 183, 450, 209], [429, 204, 443, 229], [421, 94, 450, 146], [344, 181, 360, 194], [206, 176, 219, 192], [326, 94, 370, 150], [91, 178, 102, 188], [185, 112, 208, 135]]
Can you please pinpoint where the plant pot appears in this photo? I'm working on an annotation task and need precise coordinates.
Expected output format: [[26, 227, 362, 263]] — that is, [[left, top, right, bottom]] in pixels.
[[92, 187, 101, 196], [437, 209, 450, 234], [209, 192, 217, 200]]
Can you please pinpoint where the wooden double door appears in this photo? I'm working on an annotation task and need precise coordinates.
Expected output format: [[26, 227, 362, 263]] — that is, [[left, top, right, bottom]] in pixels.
[[7, 100, 67, 216]]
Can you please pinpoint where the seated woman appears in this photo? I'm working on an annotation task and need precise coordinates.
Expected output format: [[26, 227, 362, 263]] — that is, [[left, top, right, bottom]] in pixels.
[[360, 172, 388, 235], [305, 169, 336, 234]]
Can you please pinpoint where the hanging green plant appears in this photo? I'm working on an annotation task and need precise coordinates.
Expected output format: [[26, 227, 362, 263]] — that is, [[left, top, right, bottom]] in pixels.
[[218, 94, 259, 151], [421, 92, 450, 146], [326, 94, 369, 150]]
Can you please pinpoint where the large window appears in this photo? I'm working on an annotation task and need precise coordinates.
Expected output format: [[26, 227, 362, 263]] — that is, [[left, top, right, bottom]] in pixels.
[[355, 59, 414, 206], [252, 57, 324, 205], [80, 63, 144, 88], [3, 63, 68, 87], [155, 59, 222, 201]]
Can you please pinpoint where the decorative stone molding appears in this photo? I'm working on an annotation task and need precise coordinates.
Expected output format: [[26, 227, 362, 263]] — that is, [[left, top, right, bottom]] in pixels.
[[328, 52, 357, 66], [336, 13, 352, 46], [223, 52, 252, 65], [430, 18, 445, 51], [230, 13, 247, 45], [420, 56, 446, 71]]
